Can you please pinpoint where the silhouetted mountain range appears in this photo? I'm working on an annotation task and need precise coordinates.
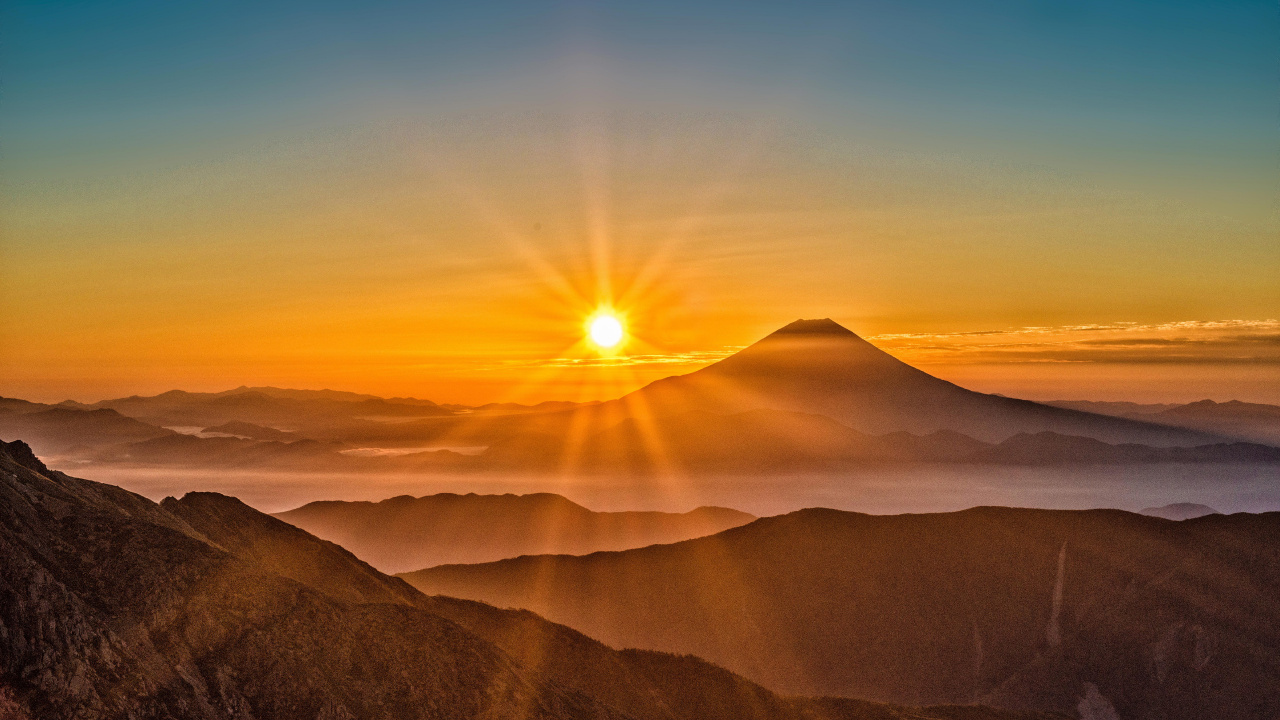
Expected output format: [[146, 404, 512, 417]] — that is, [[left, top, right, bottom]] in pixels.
[[70, 387, 454, 428], [0, 438, 1051, 720], [275, 493, 755, 573], [1140, 503, 1220, 521], [402, 505, 1280, 719], [0, 407, 174, 454], [4, 320, 1278, 475], [1049, 399, 1280, 446], [201, 420, 304, 441]]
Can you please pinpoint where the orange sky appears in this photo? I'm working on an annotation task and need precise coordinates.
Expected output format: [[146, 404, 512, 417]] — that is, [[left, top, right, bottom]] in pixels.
[[3, 4, 1278, 406], [2, 115, 1277, 404]]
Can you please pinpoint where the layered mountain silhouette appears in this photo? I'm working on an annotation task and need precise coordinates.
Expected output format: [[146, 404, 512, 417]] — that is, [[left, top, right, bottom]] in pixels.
[[0, 438, 1051, 720], [1140, 503, 1220, 520], [201, 420, 304, 441], [70, 387, 453, 428], [402, 505, 1280, 720], [6, 319, 1275, 476], [1050, 398, 1280, 446], [0, 407, 174, 455], [276, 493, 755, 573]]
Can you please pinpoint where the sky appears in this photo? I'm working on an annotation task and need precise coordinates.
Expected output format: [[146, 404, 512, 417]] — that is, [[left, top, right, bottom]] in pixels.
[[2, 0, 1277, 404]]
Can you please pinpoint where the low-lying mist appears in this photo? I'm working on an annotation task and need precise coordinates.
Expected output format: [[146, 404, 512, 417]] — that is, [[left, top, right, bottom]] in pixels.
[[74, 462, 1280, 517]]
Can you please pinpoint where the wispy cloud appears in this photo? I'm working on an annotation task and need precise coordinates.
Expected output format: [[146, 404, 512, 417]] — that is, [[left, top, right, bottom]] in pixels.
[[528, 348, 744, 368], [869, 320, 1280, 365], [497, 320, 1280, 374]]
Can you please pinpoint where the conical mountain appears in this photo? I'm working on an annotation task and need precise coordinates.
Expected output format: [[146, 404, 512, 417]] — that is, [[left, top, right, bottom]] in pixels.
[[624, 319, 1215, 445]]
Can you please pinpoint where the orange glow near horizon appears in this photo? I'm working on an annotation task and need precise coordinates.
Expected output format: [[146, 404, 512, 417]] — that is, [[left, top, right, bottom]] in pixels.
[[2, 115, 1278, 406]]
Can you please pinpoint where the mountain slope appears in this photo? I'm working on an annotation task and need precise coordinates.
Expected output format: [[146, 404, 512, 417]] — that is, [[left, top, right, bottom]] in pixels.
[[0, 438, 1045, 720], [402, 506, 1280, 719], [619, 319, 1220, 446], [0, 441, 611, 720], [274, 493, 755, 573], [0, 407, 173, 456]]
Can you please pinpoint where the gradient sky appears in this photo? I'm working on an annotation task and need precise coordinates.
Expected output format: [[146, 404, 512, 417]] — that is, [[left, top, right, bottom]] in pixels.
[[2, 0, 1277, 404]]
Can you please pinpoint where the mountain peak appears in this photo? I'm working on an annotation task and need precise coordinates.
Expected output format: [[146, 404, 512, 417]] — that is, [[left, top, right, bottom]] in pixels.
[[0, 439, 49, 475], [770, 318, 858, 338]]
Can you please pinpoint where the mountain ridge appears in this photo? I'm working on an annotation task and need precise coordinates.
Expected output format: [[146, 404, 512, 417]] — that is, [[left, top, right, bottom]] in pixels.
[[274, 492, 756, 572], [0, 437, 1051, 720], [400, 503, 1280, 719]]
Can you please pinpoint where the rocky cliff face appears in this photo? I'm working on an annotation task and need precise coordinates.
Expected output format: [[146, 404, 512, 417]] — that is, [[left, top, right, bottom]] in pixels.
[[0, 439, 1051, 720]]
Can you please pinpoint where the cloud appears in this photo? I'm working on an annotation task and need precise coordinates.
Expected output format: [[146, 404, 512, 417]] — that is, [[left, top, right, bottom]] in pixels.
[[869, 320, 1280, 365], [525, 349, 743, 369], [513, 319, 1280, 373]]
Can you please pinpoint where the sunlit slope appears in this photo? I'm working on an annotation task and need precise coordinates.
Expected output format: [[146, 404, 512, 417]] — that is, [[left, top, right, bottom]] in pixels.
[[402, 506, 1280, 719]]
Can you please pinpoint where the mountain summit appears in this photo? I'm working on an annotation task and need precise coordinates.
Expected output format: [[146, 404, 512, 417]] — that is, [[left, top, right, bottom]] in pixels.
[[769, 318, 858, 336], [625, 319, 1216, 445]]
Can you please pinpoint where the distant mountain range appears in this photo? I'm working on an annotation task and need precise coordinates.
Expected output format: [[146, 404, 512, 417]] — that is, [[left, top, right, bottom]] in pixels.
[[3, 319, 1278, 474], [0, 438, 1049, 720], [275, 493, 755, 573], [401, 504, 1280, 720], [1047, 398, 1280, 446], [1139, 502, 1221, 520]]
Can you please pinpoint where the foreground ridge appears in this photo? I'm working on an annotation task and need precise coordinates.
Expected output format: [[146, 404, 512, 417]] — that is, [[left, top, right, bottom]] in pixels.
[[0, 438, 1052, 720]]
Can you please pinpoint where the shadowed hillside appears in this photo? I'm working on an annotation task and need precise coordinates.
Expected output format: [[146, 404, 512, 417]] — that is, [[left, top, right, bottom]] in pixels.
[[0, 437, 1050, 720], [275, 493, 755, 573], [402, 505, 1280, 719]]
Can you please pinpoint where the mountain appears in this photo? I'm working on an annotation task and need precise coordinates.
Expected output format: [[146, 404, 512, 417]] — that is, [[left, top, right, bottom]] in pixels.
[[1152, 400, 1280, 445], [274, 493, 756, 573], [1043, 400, 1175, 416], [0, 438, 1046, 720], [614, 319, 1221, 446], [468, 400, 590, 415], [1140, 503, 1221, 521], [0, 407, 173, 456], [505, 409, 1278, 473], [3, 323, 1261, 476], [972, 432, 1280, 465], [1047, 398, 1280, 446], [89, 433, 351, 467], [79, 387, 455, 429], [200, 420, 303, 441], [402, 506, 1280, 719]]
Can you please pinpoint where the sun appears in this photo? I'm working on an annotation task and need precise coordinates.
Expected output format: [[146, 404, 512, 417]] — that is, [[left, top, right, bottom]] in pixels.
[[587, 312, 625, 350]]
